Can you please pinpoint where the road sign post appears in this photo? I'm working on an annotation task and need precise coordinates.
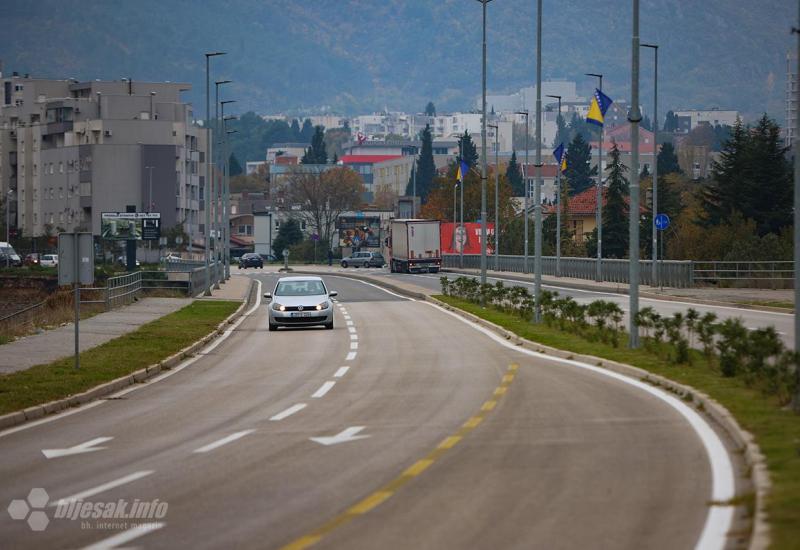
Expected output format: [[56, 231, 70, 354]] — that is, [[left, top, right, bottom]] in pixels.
[[654, 214, 670, 290], [58, 232, 94, 370]]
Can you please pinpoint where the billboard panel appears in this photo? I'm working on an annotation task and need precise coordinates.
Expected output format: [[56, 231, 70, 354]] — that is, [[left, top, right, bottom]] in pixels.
[[440, 222, 494, 255], [338, 216, 381, 248], [101, 212, 161, 241]]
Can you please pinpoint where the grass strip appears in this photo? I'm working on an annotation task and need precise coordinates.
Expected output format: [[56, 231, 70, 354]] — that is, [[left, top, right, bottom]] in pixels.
[[436, 294, 800, 550], [0, 300, 240, 416]]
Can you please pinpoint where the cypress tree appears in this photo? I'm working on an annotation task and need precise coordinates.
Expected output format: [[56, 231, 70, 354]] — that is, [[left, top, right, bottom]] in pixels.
[[657, 142, 682, 175], [602, 144, 629, 258], [406, 124, 437, 203], [506, 151, 524, 196], [301, 126, 328, 164], [564, 133, 596, 195], [458, 131, 479, 168]]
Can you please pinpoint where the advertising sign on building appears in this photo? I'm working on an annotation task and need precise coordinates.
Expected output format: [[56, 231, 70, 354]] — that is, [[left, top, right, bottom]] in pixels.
[[338, 216, 381, 248], [440, 222, 494, 255], [101, 212, 161, 241]]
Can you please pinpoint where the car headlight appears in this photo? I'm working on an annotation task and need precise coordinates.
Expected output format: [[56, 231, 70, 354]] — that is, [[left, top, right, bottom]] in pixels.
[[315, 301, 330, 311], [272, 303, 286, 312]]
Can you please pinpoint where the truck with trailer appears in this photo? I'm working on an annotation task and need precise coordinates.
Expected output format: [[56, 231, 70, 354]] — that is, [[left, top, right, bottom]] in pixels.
[[388, 219, 442, 273]]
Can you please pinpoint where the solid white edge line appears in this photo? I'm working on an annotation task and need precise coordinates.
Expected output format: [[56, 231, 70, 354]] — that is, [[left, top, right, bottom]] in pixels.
[[0, 281, 264, 439], [51, 470, 155, 506], [312, 381, 336, 398], [82, 521, 165, 550], [346, 352, 357, 361], [269, 403, 307, 421], [421, 300, 735, 550], [334, 367, 349, 378], [193, 430, 255, 454]]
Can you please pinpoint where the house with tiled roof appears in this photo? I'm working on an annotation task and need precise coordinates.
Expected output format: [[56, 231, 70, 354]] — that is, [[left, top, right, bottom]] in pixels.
[[543, 185, 646, 242]]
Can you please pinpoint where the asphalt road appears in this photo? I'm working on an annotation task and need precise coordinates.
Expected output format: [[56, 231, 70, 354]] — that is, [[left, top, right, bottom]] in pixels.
[[0, 273, 744, 549], [367, 269, 795, 350]]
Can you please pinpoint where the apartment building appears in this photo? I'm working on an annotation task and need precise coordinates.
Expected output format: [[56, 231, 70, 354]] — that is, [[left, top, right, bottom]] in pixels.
[[0, 74, 209, 246]]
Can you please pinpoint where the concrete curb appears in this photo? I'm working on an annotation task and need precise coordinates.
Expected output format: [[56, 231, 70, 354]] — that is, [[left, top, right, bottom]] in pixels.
[[315, 269, 769, 550], [0, 279, 256, 432], [443, 267, 793, 314]]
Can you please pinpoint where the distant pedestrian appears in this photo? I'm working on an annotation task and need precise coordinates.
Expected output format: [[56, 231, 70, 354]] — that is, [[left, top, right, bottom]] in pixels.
[[327, 249, 333, 267]]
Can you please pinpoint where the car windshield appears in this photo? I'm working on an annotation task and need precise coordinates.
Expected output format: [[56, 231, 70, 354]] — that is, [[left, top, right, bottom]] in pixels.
[[275, 280, 326, 296]]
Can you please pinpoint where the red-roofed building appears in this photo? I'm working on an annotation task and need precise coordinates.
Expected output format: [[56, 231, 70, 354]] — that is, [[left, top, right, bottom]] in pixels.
[[340, 155, 402, 192], [543, 186, 646, 241], [590, 123, 658, 176]]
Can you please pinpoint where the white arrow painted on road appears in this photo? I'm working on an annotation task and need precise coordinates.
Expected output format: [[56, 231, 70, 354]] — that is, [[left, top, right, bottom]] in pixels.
[[42, 437, 113, 459], [310, 426, 370, 446]]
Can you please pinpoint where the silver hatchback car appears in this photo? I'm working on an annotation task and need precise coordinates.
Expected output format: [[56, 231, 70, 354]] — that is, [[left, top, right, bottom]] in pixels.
[[265, 276, 338, 331]]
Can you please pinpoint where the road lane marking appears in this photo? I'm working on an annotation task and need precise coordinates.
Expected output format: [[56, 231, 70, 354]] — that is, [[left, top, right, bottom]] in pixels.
[[281, 362, 519, 550], [42, 436, 113, 459], [346, 352, 357, 361], [494, 387, 507, 396], [350, 342, 358, 350], [344, 315, 351, 320], [348, 326, 356, 333], [193, 430, 255, 454], [83, 521, 165, 550], [270, 403, 307, 421], [346, 320, 354, 326], [350, 334, 358, 340], [52, 471, 154, 506], [310, 426, 370, 446], [501, 374, 514, 383], [0, 280, 265, 439], [481, 401, 497, 411], [334, 367, 350, 378], [312, 381, 336, 398], [425, 300, 737, 550], [325, 275, 415, 301]]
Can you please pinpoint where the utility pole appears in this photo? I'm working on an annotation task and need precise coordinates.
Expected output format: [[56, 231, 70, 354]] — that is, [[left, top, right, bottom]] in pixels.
[[459, 137, 464, 268], [477, 0, 493, 285], [586, 72, 604, 281], [204, 51, 225, 296], [488, 123, 500, 269], [792, 2, 800, 411], [533, 0, 543, 322], [547, 94, 563, 277], [412, 157, 417, 218], [642, 43, 659, 286], [629, 0, 642, 348], [516, 110, 529, 273]]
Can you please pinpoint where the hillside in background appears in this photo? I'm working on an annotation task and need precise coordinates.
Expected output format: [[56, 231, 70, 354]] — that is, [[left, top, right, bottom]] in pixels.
[[0, 0, 793, 122]]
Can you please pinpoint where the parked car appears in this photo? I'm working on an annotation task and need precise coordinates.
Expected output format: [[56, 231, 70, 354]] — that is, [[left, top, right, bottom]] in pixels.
[[0, 242, 22, 267], [240, 253, 264, 269], [24, 253, 41, 266], [116, 255, 141, 267], [340, 251, 385, 268], [40, 254, 59, 267], [259, 253, 278, 263], [265, 276, 337, 331]]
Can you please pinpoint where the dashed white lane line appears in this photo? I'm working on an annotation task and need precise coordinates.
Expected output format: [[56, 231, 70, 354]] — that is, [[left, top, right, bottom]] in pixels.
[[312, 381, 336, 398], [344, 315, 351, 321], [350, 342, 358, 350], [348, 326, 356, 333], [346, 320, 354, 326], [346, 352, 357, 361], [270, 403, 307, 421], [334, 367, 350, 378], [52, 471, 154, 506], [350, 334, 358, 340], [83, 522, 165, 550], [193, 430, 255, 454]]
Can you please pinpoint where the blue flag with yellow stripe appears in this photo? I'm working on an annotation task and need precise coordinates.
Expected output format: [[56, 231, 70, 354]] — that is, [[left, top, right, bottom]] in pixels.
[[456, 159, 469, 183], [553, 143, 567, 173], [586, 88, 613, 127]]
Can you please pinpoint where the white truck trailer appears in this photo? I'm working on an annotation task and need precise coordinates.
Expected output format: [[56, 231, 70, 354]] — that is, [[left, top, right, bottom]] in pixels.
[[388, 219, 441, 273]]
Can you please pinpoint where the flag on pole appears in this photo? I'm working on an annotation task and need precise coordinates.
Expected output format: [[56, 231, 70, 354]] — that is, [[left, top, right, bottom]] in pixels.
[[553, 143, 567, 173], [586, 88, 613, 127], [456, 159, 469, 183]]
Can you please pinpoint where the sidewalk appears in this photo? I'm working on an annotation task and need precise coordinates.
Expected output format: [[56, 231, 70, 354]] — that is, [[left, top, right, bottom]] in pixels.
[[0, 274, 252, 375]]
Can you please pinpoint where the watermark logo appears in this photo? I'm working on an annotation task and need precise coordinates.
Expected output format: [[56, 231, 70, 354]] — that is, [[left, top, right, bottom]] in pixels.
[[7, 488, 50, 532], [7, 488, 168, 532]]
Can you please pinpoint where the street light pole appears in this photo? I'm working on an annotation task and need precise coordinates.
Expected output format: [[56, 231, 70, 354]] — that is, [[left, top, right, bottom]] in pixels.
[[792, 3, 800, 410], [412, 157, 417, 218], [533, 0, 543, 322], [225, 124, 238, 280], [586, 72, 604, 281], [5, 190, 12, 268], [629, 0, 642, 348], [214, 79, 232, 287], [547, 94, 563, 277], [221, 101, 237, 280], [642, 43, 659, 287], [488, 123, 499, 269], [459, 138, 464, 268], [145, 166, 154, 211], [515, 110, 529, 273], [204, 51, 225, 295], [477, 0, 493, 286]]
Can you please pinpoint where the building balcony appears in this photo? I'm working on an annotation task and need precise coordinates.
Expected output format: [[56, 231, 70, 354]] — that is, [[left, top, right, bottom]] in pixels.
[[42, 121, 74, 135]]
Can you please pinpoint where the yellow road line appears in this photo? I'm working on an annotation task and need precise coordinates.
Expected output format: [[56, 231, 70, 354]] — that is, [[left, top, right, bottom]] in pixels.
[[279, 363, 522, 550]]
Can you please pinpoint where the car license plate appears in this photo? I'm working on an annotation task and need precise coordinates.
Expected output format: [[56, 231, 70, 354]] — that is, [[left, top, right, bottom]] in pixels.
[[291, 312, 313, 317]]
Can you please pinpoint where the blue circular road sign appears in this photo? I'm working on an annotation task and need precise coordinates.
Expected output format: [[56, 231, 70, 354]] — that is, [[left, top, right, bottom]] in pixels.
[[655, 213, 670, 231]]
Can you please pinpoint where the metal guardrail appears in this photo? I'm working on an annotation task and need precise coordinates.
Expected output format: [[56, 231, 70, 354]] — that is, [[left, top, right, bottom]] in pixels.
[[0, 301, 48, 333], [693, 261, 794, 283], [442, 254, 695, 288], [106, 272, 142, 309], [164, 258, 205, 272]]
